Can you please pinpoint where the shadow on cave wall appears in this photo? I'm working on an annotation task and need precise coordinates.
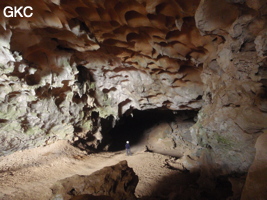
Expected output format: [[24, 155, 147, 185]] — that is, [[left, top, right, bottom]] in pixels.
[[143, 171, 234, 200], [107, 109, 197, 151], [105, 109, 236, 199]]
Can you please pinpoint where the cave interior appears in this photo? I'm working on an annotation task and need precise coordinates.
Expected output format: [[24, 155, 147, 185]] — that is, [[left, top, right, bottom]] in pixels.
[[0, 0, 267, 199]]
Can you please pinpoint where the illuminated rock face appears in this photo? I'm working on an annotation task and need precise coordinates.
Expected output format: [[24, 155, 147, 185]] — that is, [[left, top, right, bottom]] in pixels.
[[192, 0, 267, 173], [0, 0, 266, 173]]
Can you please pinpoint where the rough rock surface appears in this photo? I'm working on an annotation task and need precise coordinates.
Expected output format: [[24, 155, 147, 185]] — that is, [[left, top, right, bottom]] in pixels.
[[143, 112, 201, 171], [70, 195, 113, 200], [190, 0, 267, 175], [241, 130, 267, 200], [50, 160, 138, 200], [0, 0, 266, 182], [0, 0, 206, 156]]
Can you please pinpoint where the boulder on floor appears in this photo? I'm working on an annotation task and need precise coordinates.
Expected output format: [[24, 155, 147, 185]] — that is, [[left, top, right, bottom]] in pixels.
[[70, 194, 114, 200], [50, 160, 138, 200]]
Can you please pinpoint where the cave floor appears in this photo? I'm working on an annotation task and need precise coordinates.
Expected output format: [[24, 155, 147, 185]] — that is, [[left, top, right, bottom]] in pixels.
[[0, 140, 198, 200]]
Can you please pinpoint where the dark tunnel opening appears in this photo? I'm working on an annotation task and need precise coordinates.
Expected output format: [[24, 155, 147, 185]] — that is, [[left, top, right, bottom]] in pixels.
[[108, 109, 197, 152], [105, 109, 234, 200]]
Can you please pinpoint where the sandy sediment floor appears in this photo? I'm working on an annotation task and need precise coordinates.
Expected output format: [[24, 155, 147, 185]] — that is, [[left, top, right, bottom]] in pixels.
[[0, 140, 197, 200]]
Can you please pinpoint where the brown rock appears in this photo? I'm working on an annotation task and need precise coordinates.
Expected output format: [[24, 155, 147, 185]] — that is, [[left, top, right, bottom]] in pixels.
[[241, 131, 267, 200], [50, 160, 138, 200], [0, 0, 266, 189], [70, 194, 114, 200]]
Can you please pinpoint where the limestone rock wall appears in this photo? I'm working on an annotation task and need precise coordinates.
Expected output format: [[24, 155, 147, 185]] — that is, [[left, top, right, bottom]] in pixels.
[[0, 0, 206, 155], [0, 0, 266, 176], [141, 0, 267, 175], [190, 0, 267, 173], [241, 130, 267, 200]]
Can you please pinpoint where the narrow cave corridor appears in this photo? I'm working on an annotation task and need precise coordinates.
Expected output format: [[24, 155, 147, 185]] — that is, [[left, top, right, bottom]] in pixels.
[[108, 109, 198, 152]]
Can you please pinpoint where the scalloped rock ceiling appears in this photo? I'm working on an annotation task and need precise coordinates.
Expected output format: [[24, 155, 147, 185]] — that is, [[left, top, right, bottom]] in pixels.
[[2, 0, 209, 112], [0, 0, 267, 175]]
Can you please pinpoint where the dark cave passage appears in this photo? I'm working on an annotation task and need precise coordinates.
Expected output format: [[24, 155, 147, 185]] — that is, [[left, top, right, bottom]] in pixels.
[[108, 109, 197, 151], [106, 109, 234, 200]]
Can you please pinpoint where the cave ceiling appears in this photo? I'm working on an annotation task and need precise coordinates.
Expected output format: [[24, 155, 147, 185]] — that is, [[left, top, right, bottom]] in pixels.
[[0, 0, 221, 112], [1, 0, 267, 160]]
